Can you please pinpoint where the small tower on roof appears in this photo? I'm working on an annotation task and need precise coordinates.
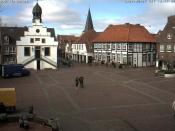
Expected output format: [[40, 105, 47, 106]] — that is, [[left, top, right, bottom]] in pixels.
[[84, 8, 94, 32], [32, 1, 42, 23]]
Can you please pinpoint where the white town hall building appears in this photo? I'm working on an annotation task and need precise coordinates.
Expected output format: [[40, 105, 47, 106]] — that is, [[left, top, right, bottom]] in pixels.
[[16, 2, 58, 70]]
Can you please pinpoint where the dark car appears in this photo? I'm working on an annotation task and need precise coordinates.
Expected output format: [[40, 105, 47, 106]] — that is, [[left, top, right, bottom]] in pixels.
[[1, 64, 30, 78]]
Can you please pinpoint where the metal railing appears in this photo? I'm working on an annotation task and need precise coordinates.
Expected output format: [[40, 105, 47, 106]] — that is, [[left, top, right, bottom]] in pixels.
[[20, 55, 58, 68], [21, 56, 35, 66], [41, 55, 57, 68]]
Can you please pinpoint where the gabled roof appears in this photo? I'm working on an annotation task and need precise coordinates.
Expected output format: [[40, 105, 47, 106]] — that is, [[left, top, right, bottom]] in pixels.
[[157, 15, 175, 43], [83, 9, 94, 32], [47, 28, 55, 38], [57, 35, 78, 44], [57, 35, 79, 49], [0, 27, 28, 45], [75, 29, 99, 44], [93, 23, 156, 43]]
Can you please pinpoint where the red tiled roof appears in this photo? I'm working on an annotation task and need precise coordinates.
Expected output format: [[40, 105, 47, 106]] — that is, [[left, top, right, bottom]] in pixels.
[[76, 29, 100, 44], [57, 35, 78, 44], [93, 24, 156, 43]]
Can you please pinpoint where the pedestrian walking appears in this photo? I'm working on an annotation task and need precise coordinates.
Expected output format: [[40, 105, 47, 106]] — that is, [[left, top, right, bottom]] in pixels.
[[79, 76, 84, 88], [75, 76, 79, 87], [172, 101, 175, 116]]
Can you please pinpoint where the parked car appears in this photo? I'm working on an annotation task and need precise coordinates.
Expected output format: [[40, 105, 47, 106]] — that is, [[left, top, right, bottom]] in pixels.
[[1, 64, 30, 78]]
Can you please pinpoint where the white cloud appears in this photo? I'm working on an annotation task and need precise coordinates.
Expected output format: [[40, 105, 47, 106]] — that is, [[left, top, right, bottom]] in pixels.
[[2, 1, 175, 35], [1, 0, 83, 35], [94, 2, 175, 34]]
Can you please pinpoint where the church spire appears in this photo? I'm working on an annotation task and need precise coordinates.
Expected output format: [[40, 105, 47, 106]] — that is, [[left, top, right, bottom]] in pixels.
[[84, 8, 94, 32]]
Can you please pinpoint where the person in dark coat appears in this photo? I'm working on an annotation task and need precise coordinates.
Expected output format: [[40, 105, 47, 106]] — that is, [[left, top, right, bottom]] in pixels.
[[79, 76, 84, 88], [75, 76, 79, 87]]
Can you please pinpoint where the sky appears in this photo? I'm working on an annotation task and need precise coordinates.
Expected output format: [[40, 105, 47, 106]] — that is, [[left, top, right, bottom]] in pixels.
[[0, 0, 175, 36]]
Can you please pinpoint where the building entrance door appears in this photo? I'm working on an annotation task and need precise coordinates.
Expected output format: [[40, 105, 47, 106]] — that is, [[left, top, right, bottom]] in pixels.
[[35, 46, 41, 70], [107, 53, 110, 63]]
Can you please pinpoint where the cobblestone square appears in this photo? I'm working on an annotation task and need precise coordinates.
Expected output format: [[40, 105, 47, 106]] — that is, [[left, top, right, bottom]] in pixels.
[[1, 65, 175, 131]]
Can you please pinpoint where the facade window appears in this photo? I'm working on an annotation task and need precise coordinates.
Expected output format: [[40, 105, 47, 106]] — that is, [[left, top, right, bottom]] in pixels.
[[123, 54, 127, 64], [9, 57, 15, 63], [112, 54, 115, 61], [102, 54, 105, 60], [98, 54, 101, 61], [107, 44, 110, 50], [10, 46, 15, 53], [35, 38, 40, 41], [128, 44, 133, 52], [103, 44, 106, 50], [30, 38, 34, 43], [95, 54, 98, 60], [167, 45, 172, 52], [36, 29, 40, 33], [24, 47, 30, 56], [98, 44, 102, 49], [42, 39, 45, 43], [112, 44, 115, 50], [3, 35, 9, 44], [45, 47, 50, 56], [142, 54, 147, 62], [167, 33, 172, 39], [152, 44, 156, 50], [122, 44, 127, 51], [4, 57, 9, 64], [146, 44, 151, 51], [117, 44, 121, 50], [142, 44, 146, 51], [94, 44, 97, 49], [153, 53, 156, 61], [148, 54, 151, 62], [160, 45, 164, 52], [4, 46, 9, 54]]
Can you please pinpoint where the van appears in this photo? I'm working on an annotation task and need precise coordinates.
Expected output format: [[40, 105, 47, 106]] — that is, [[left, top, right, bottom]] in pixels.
[[1, 64, 30, 78]]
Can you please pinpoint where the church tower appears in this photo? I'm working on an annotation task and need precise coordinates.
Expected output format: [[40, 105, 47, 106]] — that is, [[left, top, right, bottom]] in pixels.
[[84, 9, 94, 32], [32, 2, 42, 23]]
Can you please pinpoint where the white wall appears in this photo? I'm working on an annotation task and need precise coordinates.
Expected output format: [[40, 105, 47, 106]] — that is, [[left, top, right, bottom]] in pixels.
[[16, 19, 58, 70]]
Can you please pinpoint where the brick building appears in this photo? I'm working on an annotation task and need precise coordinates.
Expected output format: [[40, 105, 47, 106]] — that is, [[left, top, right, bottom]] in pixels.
[[0, 27, 27, 64], [156, 15, 175, 70]]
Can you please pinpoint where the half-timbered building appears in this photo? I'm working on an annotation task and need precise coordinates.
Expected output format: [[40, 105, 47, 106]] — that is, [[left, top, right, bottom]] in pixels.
[[93, 23, 156, 67]]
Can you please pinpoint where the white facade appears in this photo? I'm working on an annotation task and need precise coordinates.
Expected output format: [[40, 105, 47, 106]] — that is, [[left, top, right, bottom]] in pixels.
[[16, 20, 58, 70], [94, 43, 156, 67], [71, 43, 93, 63]]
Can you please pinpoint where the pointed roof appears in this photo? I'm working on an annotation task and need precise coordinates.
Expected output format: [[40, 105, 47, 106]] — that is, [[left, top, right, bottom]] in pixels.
[[76, 30, 99, 44], [84, 9, 94, 32]]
